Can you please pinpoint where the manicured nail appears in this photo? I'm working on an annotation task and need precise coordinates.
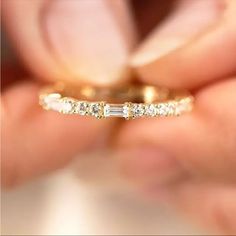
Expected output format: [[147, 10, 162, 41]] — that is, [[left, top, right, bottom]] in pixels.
[[116, 146, 183, 185], [45, 0, 137, 85], [130, 0, 221, 66]]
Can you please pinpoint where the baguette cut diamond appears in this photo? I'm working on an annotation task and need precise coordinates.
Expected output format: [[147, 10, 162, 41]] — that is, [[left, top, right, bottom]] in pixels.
[[104, 104, 128, 118]]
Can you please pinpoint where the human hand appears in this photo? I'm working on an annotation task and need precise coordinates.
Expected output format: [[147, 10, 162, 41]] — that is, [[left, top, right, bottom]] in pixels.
[[1, 0, 136, 186], [115, 0, 236, 234], [2, 0, 236, 234]]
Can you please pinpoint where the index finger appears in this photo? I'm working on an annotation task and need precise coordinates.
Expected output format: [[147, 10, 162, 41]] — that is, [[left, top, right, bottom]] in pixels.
[[131, 0, 236, 89]]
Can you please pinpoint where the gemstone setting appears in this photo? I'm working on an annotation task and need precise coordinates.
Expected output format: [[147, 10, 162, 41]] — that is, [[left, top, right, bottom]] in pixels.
[[75, 102, 89, 115], [40, 93, 61, 110], [40, 93, 193, 119], [89, 103, 104, 118], [59, 98, 75, 114], [132, 104, 145, 117], [145, 104, 156, 117], [156, 103, 169, 116], [104, 104, 129, 118]]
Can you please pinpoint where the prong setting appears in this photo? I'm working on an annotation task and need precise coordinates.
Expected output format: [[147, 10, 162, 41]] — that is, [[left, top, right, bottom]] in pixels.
[[40, 94, 193, 119]]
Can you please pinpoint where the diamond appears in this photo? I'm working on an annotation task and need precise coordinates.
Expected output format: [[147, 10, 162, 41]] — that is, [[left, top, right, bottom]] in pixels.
[[133, 104, 145, 117], [123, 104, 129, 119], [60, 98, 74, 114], [41, 94, 74, 113], [177, 98, 192, 114], [76, 102, 89, 115], [175, 104, 182, 116], [48, 100, 62, 111], [167, 102, 176, 116], [104, 104, 129, 118], [156, 103, 168, 116], [40, 93, 61, 109], [145, 104, 156, 116], [89, 103, 103, 118]]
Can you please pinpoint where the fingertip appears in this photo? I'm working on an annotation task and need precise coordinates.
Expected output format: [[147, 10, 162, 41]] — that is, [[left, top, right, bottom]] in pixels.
[[130, 0, 236, 89]]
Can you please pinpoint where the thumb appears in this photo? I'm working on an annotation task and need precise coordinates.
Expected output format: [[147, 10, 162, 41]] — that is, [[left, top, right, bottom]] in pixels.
[[2, 0, 137, 85]]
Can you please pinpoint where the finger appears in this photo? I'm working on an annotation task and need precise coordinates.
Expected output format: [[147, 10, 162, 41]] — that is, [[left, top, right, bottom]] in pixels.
[[1, 0, 136, 186], [1, 81, 110, 187], [148, 183, 236, 234], [130, 0, 236, 89], [115, 78, 236, 184], [2, 0, 137, 85]]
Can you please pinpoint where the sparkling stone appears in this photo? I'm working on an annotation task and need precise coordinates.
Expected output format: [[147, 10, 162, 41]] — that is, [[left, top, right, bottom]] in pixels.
[[156, 103, 168, 116], [175, 105, 182, 116], [90, 103, 102, 117], [145, 104, 156, 116], [60, 99, 74, 114], [49, 100, 63, 111], [41, 94, 65, 112], [41, 94, 61, 108], [176, 100, 185, 114], [123, 105, 129, 118], [177, 98, 192, 114], [133, 104, 145, 117], [104, 104, 129, 118], [167, 102, 176, 116], [76, 102, 89, 115]]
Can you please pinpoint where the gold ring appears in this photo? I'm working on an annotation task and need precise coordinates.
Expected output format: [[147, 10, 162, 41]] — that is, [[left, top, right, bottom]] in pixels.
[[39, 83, 193, 119]]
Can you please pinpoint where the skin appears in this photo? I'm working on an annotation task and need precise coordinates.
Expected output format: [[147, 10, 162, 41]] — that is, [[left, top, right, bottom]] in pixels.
[[1, 0, 236, 234]]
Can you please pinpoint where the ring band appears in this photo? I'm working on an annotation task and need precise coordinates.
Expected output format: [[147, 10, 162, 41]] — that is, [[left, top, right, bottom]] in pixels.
[[39, 83, 193, 119]]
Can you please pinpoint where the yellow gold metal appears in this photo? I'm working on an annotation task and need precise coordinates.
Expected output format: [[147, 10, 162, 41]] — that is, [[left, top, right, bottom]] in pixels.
[[39, 83, 193, 119]]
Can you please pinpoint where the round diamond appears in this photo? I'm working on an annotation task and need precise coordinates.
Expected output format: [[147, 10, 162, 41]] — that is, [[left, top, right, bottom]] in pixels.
[[91, 104, 99, 113], [175, 104, 182, 116], [167, 102, 176, 116], [60, 98, 74, 114], [133, 104, 145, 117], [76, 102, 89, 115], [156, 103, 168, 116], [49, 100, 62, 111], [89, 103, 102, 118], [40, 94, 61, 110], [123, 105, 129, 119], [145, 104, 156, 116], [177, 98, 192, 114]]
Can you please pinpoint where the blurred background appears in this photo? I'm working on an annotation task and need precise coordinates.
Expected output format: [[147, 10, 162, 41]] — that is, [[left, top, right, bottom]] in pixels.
[[2, 151, 206, 235]]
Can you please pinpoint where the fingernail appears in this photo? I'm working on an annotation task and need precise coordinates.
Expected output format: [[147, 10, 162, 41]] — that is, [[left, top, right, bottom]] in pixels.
[[130, 0, 221, 66], [45, 0, 137, 85], [116, 146, 182, 185]]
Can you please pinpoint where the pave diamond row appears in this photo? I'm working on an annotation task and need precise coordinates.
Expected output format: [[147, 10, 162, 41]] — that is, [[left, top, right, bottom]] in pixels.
[[40, 93, 193, 119]]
